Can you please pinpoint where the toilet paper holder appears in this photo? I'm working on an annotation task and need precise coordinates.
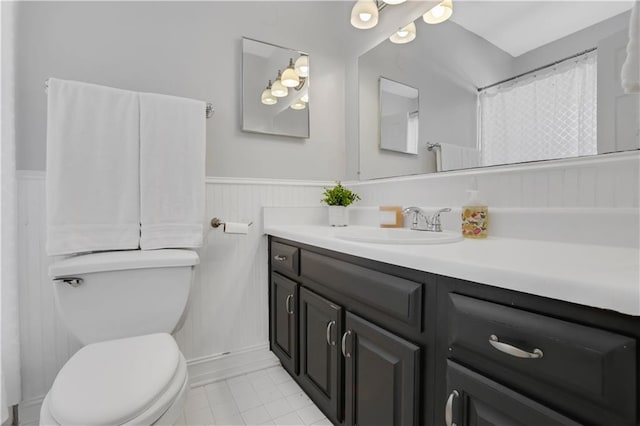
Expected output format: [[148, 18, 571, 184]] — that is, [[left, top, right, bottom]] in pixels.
[[210, 217, 253, 229]]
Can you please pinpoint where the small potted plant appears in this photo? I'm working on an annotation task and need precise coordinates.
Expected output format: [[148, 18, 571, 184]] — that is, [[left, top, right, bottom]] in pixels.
[[321, 182, 361, 227]]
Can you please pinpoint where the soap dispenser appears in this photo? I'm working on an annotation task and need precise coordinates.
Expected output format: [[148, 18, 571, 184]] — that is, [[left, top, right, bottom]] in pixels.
[[462, 178, 488, 239]]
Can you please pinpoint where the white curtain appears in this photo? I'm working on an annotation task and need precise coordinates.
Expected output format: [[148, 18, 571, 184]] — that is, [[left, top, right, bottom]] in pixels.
[[479, 51, 597, 167], [1, 2, 22, 423]]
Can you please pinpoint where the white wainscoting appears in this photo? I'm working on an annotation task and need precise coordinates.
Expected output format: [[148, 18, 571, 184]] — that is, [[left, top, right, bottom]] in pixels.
[[351, 151, 640, 209], [16, 172, 328, 423]]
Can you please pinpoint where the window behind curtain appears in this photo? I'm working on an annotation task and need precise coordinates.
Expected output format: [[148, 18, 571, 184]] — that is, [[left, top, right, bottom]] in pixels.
[[478, 51, 597, 167]]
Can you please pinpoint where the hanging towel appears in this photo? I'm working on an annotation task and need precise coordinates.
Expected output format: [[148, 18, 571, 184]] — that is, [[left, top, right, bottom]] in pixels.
[[139, 93, 206, 250], [621, 2, 639, 93], [46, 78, 140, 255], [439, 143, 464, 171]]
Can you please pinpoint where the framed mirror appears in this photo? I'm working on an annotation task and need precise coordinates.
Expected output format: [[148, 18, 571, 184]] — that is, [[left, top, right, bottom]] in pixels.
[[242, 37, 310, 138], [358, 1, 638, 180], [379, 77, 419, 155]]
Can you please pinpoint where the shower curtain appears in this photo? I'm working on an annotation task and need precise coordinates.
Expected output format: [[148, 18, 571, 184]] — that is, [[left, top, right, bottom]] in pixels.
[[1, 2, 22, 423]]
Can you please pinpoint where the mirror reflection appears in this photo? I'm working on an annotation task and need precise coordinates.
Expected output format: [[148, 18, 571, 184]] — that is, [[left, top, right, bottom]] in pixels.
[[242, 37, 310, 138], [379, 77, 419, 155], [359, 1, 638, 180]]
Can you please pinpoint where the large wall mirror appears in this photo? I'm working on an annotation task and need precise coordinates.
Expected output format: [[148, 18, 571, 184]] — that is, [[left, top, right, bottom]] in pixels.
[[359, 1, 638, 180], [242, 37, 310, 138]]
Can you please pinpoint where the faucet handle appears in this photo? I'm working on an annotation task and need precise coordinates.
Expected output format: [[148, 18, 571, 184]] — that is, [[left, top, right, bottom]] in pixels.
[[429, 208, 452, 232]]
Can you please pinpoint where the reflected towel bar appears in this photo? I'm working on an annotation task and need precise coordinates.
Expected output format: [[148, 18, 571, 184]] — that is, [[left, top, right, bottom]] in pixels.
[[44, 79, 214, 119]]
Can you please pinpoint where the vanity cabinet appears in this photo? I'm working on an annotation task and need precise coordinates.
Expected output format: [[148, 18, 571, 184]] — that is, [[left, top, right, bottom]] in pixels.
[[269, 238, 426, 426], [268, 236, 640, 426]]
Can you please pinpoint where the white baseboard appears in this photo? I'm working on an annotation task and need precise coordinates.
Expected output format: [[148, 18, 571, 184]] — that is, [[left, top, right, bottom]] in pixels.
[[18, 344, 279, 425], [17, 397, 42, 426], [187, 343, 279, 388]]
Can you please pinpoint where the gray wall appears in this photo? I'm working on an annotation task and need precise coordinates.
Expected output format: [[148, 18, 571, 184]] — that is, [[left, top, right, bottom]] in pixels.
[[15, 1, 349, 179], [358, 20, 513, 180], [513, 11, 630, 75]]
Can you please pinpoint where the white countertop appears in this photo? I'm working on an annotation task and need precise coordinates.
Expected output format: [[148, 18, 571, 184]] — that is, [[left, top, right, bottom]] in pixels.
[[265, 225, 640, 316]]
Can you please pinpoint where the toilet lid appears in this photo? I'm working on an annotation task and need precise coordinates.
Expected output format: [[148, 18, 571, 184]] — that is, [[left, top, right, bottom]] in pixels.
[[49, 333, 181, 426]]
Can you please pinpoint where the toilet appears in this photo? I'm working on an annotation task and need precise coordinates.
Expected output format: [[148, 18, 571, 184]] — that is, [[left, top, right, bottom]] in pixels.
[[39, 249, 199, 426]]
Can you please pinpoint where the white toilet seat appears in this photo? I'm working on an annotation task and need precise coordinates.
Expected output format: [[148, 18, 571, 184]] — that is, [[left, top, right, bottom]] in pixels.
[[40, 333, 189, 426]]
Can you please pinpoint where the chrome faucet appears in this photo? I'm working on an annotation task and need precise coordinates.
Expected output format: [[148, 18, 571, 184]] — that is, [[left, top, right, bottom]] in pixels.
[[402, 207, 451, 232]]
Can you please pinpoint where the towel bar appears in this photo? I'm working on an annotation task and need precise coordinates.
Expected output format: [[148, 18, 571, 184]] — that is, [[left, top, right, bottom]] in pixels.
[[44, 79, 214, 119]]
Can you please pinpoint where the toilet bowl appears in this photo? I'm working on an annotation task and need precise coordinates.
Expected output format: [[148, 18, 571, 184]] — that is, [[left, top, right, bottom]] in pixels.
[[40, 250, 199, 426]]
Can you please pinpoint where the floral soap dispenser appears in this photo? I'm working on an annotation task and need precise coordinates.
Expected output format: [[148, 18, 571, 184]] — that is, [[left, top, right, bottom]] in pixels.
[[461, 179, 488, 239]]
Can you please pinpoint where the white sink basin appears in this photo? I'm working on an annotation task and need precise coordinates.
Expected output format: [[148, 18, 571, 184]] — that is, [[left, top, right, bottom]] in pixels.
[[335, 226, 462, 245]]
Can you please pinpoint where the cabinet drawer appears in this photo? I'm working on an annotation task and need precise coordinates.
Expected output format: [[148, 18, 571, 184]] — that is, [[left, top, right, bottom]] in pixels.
[[301, 250, 422, 329], [447, 293, 637, 422], [271, 242, 300, 277]]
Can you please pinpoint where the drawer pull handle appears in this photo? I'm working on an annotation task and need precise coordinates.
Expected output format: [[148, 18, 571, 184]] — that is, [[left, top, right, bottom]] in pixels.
[[286, 294, 294, 315], [341, 330, 352, 358], [489, 334, 543, 359], [274, 254, 288, 262], [445, 390, 459, 426], [326, 321, 336, 346]]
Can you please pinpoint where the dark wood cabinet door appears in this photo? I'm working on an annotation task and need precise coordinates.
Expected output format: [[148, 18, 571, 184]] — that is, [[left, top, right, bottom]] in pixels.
[[270, 272, 298, 375], [299, 288, 343, 424], [445, 360, 581, 426], [344, 312, 420, 426]]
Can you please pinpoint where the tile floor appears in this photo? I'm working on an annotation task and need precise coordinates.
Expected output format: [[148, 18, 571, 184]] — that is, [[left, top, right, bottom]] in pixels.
[[178, 365, 332, 426]]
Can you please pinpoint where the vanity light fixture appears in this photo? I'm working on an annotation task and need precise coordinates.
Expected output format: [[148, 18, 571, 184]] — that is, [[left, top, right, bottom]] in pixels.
[[261, 80, 278, 105], [389, 21, 416, 44], [350, 0, 379, 29], [291, 99, 306, 110], [281, 58, 300, 88], [294, 55, 309, 78], [423, 0, 453, 24], [271, 70, 289, 98]]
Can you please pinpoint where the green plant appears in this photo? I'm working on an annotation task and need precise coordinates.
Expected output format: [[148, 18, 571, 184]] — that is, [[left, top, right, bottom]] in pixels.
[[321, 182, 361, 207]]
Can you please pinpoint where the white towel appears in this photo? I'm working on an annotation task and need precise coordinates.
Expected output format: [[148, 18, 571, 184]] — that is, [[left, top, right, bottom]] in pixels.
[[139, 93, 206, 250], [439, 143, 464, 171], [440, 143, 479, 171], [621, 2, 639, 93], [46, 78, 140, 255]]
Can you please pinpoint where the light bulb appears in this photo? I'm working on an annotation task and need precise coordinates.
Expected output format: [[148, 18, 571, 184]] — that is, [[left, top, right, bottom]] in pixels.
[[281, 58, 300, 88], [291, 99, 306, 110], [389, 22, 416, 44], [423, 0, 453, 24], [271, 71, 289, 98], [295, 55, 309, 78], [383, 0, 406, 4], [350, 0, 378, 29], [261, 80, 277, 105], [301, 93, 309, 103]]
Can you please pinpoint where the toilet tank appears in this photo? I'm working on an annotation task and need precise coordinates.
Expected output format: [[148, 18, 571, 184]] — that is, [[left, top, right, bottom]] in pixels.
[[49, 249, 199, 345]]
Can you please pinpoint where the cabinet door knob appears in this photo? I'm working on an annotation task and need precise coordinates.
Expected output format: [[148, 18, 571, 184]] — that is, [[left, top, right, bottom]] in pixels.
[[273, 254, 288, 261], [286, 294, 294, 315], [341, 330, 352, 358], [445, 390, 459, 426], [489, 334, 543, 359], [326, 321, 336, 346]]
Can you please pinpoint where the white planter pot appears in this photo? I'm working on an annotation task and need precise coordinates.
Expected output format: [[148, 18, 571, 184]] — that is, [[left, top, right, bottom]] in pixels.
[[328, 206, 349, 227]]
